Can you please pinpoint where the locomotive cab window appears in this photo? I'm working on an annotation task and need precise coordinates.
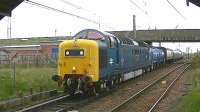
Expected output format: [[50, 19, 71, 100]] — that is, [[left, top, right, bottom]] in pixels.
[[73, 30, 105, 40], [87, 31, 104, 40], [74, 31, 87, 39], [65, 49, 84, 57]]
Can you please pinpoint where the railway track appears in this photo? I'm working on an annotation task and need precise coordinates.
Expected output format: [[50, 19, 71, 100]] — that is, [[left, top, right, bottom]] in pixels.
[[16, 92, 105, 112], [16, 62, 188, 112], [16, 94, 70, 112], [17, 93, 93, 112], [109, 63, 190, 112]]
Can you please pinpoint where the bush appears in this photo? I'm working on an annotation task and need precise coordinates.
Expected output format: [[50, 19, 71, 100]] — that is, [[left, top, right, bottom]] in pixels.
[[191, 54, 200, 68]]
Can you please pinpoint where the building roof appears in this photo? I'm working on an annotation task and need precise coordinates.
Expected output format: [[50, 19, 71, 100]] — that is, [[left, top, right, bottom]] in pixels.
[[0, 48, 10, 53], [0, 0, 24, 20], [187, 0, 200, 7], [0, 45, 40, 48], [0, 45, 41, 51]]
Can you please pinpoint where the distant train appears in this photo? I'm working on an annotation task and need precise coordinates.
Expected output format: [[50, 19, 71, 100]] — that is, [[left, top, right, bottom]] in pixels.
[[52, 29, 183, 95], [151, 47, 183, 67]]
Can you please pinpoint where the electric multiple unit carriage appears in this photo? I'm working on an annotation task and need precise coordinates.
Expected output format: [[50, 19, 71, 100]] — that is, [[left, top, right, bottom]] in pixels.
[[52, 29, 183, 95]]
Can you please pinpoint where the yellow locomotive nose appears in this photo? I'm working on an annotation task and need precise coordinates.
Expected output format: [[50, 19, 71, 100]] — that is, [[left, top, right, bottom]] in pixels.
[[58, 39, 99, 82]]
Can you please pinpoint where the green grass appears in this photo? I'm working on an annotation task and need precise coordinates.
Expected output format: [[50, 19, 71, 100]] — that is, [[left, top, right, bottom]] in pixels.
[[0, 67, 58, 100], [170, 69, 200, 112], [0, 36, 69, 46], [171, 87, 200, 112], [170, 54, 200, 112]]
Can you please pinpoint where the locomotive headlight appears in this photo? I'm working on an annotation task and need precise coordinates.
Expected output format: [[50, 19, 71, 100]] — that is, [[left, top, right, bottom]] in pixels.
[[72, 66, 76, 73], [66, 51, 69, 55], [80, 51, 83, 55], [72, 66, 76, 70]]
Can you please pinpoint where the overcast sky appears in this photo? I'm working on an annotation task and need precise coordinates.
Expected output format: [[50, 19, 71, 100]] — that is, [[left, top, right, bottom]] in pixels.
[[0, 0, 200, 52]]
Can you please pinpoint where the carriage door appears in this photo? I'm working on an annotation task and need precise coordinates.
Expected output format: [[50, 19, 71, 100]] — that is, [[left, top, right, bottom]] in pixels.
[[107, 36, 119, 75]]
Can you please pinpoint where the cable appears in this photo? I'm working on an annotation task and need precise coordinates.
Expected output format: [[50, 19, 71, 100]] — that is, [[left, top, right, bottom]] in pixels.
[[60, 0, 97, 16], [24, 0, 99, 24], [60, 0, 92, 13], [24, 0, 115, 30], [166, 0, 186, 20], [129, 0, 148, 15], [60, 0, 84, 10]]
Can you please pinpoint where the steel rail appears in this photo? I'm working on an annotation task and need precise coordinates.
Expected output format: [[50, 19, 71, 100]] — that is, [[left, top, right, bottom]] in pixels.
[[148, 64, 191, 112], [17, 94, 70, 112], [109, 63, 187, 112]]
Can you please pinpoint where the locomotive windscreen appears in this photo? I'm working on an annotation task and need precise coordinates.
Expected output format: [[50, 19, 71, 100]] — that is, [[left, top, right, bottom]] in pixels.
[[65, 49, 84, 56], [74, 29, 104, 40]]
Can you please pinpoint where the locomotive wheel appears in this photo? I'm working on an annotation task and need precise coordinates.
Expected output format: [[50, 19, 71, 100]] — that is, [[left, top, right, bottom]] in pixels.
[[68, 79, 78, 96], [95, 82, 103, 94], [119, 76, 123, 83], [107, 78, 115, 89], [82, 84, 96, 96], [151, 64, 154, 71], [114, 78, 119, 89], [81, 82, 89, 95], [89, 86, 96, 96], [80, 76, 96, 96], [63, 81, 68, 93], [69, 85, 76, 96]]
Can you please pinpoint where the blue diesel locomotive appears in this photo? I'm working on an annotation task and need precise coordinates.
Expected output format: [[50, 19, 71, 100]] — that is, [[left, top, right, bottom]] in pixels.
[[52, 29, 182, 95], [53, 29, 153, 95], [152, 47, 165, 67]]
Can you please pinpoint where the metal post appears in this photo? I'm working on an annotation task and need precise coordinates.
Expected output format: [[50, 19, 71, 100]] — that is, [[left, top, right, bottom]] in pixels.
[[133, 15, 136, 39], [30, 88, 33, 95], [186, 0, 189, 6], [98, 16, 101, 30], [55, 29, 57, 36], [7, 17, 11, 39], [13, 61, 16, 94], [186, 47, 190, 59], [10, 17, 11, 38], [159, 42, 161, 47]]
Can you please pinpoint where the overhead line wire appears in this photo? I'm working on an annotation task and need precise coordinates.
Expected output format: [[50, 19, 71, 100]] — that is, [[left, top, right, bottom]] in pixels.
[[166, 0, 186, 20], [129, 0, 148, 15], [60, 0, 93, 14], [24, 0, 99, 24], [59, 0, 115, 30], [24, 0, 115, 30], [60, 0, 84, 10]]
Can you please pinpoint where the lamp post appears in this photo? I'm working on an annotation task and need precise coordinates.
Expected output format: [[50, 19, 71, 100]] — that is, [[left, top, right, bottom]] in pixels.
[[133, 15, 136, 39], [13, 60, 16, 94]]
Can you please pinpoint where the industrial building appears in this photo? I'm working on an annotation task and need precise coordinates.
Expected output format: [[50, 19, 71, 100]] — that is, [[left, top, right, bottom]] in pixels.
[[0, 41, 60, 65]]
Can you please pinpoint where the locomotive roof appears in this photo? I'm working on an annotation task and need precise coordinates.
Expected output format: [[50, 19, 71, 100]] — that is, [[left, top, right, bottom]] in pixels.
[[73, 29, 114, 39], [74, 29, 140, 46]]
